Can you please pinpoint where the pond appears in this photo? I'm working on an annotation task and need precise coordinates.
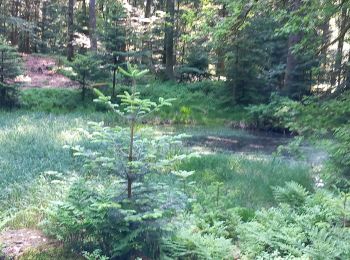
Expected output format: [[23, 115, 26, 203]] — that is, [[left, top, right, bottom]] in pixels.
[[158, 125, 328, 166]]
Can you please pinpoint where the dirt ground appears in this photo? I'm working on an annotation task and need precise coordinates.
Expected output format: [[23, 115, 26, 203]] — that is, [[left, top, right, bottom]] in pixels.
[[0, 229, 55, 259], [13, 54, 79, 89]]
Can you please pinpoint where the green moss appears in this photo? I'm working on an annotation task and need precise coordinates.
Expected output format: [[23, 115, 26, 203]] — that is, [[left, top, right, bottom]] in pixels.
[[20, 247, 83, 260]]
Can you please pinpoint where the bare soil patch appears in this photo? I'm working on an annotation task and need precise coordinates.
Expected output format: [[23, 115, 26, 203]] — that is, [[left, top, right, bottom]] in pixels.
[[14, 54, 79, 89], [0, 229, 56, 259]]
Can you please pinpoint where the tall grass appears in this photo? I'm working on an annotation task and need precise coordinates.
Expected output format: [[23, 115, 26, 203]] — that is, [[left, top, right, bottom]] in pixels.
[[180, 154, 313, 209], [0, 111, 112, 229], [0, 110, 313, 230]]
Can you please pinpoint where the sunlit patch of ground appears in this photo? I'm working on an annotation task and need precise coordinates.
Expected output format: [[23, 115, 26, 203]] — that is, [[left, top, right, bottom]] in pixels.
[[0, 229, 55, 258], [15, 54, 79, 89]]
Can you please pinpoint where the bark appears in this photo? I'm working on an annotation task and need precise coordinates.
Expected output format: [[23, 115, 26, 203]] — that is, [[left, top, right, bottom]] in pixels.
[[331, 7, 348, 88], [89, 0, 97, 51], [345, 50, 350, 90], [41, 1, 48, 42], [145, 0, 152, 18], [1, 50, 4, 83], [318, 20, 330, 83], [164, 0, 175, 80], [216, 4, 227, 77], [127, 120, 135, 198], [67, 0, 75, 61], [283, 0, 302, 97], [112, 55, 117, 98], [10, 0, 19, 46]]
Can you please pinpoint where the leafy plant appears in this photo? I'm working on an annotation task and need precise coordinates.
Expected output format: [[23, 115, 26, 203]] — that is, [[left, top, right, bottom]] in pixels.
[[71, 53, 104, 101], [0, 36, 22, 108], [46, 64, 194, 259], [237, 184, 350, 259]]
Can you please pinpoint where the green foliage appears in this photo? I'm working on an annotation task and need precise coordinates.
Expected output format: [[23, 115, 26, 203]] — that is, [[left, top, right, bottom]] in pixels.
[[0, 111, 114, 230], [238, 184, 350, 259], [273, 181, 309, 207], [46, 64, 192, 258], [0, 37, 22, 81], [83, 249, 109, 260], [0, 36, 22, 108], [180, 154, 313, 209], [20, 247, 83, 260], [71, 53, 105, 101], [20, 88, 93, 112], [247, 91, 350, 187], [161, 217, 236, 260], [246, 93, 300, 132]]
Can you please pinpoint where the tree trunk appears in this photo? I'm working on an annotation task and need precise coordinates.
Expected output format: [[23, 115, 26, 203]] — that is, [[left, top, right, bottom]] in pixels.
[[216, 4, 227, 78], [331, 7, 348, 89], [164, 0, 175, 80], [1, 50, 4, 83], [283, 0, 302, 97], [127, 120, 135, 198], [89, 0, 97, 51], [318, 20, 330, 84], [82, 0, 88, 34], [41, 1, 48, 43], [112, 55, 117, 98], [145, 0, 152, 18], [345, 50, 350, 91], [67, 0, 75, 61]]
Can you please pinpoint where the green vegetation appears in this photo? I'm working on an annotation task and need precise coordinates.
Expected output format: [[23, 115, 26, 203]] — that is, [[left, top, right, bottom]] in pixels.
[[1, 0, 350, 259], [0, 36, 22, 108]]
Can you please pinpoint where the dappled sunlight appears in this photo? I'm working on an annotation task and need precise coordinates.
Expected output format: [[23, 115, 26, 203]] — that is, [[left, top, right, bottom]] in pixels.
[[190, 145, 215, 155], [56, 129, 83, 145]]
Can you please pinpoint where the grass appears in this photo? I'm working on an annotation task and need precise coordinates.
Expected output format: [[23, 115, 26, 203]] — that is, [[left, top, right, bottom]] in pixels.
[[0, 111, 115, 229], [180, 153, 313, 209], [0, 111, 313, 228], [18, 81, 248, 125], [20, 247, 83, 260], [0, 109, 317, 260]]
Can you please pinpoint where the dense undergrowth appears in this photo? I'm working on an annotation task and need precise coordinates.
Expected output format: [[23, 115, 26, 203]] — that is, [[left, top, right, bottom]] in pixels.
[[18, 80, 244, 125], [1, 83, 350, 259], [1, 108, 349, 259]]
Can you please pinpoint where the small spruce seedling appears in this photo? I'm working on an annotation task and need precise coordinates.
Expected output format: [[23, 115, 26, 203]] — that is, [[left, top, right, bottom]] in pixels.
[[94, 63, 176, 198]]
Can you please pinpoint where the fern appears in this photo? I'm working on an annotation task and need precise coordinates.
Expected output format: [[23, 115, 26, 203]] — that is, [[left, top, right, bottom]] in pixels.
[[273, 181, 309, 207]]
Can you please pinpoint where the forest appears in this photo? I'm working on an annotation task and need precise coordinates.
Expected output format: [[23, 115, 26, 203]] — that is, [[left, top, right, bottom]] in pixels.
[[0, 0, 349, 259]]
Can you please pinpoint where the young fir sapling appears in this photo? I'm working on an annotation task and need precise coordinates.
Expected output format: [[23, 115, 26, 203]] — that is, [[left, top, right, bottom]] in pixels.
[[92, 63, 191, 198]]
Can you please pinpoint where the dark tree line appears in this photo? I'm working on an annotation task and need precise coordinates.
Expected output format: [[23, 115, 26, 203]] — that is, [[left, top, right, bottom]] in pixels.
[[1, 0, 350, 103]]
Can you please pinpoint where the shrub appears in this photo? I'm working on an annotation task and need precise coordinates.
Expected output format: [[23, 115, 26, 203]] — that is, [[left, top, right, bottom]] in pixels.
[[161, 217, 237, 260], [0, 37, 22, 108], [45, 64, 193, 259], [20, 88, 94, 112], [237, 183, 350, 259]]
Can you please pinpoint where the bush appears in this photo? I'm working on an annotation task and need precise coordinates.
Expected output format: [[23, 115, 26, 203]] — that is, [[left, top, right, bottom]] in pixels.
[[237, 183, 350, 259], [19, 88, 95, 112], [0, 83, 20, 108], [45, 65, 192, 259], [161, 217, 237, 259], [0, 37, 22, 108], [44, 177, 180, 259]]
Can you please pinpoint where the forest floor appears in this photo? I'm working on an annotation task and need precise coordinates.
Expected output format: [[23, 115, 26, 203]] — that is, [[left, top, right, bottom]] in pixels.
[[0, 229, 56, 259], [14, 54, 79, 89]]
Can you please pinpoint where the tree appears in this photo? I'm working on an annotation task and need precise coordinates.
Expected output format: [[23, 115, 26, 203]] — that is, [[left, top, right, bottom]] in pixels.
[[164, 0, 175, 80], [283, 0, 302, 97], [93, 64, 177, 198], [71, 53, 101, 101], [0, 37, 22, 107], [89, 0, 97, 51], [99, 0, 126, 98], [145, 0, 152, 18], [67, 0, 75, 61]]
